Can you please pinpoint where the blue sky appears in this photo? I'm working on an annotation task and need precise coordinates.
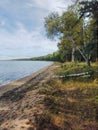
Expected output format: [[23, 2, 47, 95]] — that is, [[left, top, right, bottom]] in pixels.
[[0, 0, 72, 60]]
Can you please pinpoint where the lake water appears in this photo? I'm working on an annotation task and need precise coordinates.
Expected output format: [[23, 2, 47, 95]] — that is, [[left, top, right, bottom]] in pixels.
[[0, 61, 53, 86]]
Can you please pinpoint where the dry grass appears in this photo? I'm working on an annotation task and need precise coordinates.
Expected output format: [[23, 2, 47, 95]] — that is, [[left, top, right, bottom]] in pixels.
[[36, 62, 98, 130]]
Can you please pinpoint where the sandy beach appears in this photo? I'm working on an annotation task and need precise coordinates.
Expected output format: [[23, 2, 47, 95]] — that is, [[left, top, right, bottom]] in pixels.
[[0, 63, 56, 130], [0, 64, 54, 97]]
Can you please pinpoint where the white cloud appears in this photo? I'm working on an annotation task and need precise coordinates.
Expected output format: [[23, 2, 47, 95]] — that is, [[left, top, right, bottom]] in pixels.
[[26, 0, 70, 13], [37, 0, 72, 10], [0, 20, 6, 26], [0, 23, 58, 59], [0, 0, 72, 59]]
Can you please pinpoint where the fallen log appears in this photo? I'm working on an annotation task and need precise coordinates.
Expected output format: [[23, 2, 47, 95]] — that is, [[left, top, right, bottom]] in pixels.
[[53, 71, 93, 78]]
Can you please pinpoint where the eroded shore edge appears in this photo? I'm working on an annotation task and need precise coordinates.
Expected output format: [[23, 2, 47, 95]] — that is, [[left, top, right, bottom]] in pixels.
[[0, 63, 54, 97]]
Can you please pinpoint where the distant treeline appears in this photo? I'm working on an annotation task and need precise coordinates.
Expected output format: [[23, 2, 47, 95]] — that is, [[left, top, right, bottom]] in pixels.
[[15, 50, 92, 62], [29, 51, 61, 62], [15, 51, 61, 62]]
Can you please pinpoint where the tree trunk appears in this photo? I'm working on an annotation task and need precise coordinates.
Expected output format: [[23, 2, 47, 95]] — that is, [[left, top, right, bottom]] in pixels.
[[72, 45, 76, 62], [77, 47, 91, 67], [86, 59, 90, 67], [94, 17, 98, 61], [96, 24, 98, 61]]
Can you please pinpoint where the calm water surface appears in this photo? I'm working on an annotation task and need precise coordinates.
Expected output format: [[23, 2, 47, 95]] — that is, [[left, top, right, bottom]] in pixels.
[[0, 61, 53, 86]]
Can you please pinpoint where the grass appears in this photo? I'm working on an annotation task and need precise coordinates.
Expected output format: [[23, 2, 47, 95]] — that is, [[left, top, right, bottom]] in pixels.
[[36, 62, 98, 130]]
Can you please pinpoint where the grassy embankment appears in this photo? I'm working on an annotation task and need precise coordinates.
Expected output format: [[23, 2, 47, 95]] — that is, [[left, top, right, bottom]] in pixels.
[[35, 62, 98, 130]]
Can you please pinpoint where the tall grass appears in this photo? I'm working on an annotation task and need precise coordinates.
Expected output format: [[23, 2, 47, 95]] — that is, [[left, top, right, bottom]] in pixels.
[[36, 62, 98, 130]]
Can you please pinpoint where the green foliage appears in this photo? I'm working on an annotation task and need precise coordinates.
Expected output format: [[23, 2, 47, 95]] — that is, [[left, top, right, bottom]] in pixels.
[[78, 0, 98, 60], [44, 1, 98, 64], [44, 12, 60, 39], [30, 51, 61, 62], [95, 96, 98, 105]]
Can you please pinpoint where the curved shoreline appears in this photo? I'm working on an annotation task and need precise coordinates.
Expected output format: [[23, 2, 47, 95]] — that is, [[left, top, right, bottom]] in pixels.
[[0, 63, 57, 129], [0, 64, 53, 97]]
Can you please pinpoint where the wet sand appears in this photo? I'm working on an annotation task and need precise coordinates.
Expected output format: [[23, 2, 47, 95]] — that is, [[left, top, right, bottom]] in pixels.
[[0, 64, 53, 97]]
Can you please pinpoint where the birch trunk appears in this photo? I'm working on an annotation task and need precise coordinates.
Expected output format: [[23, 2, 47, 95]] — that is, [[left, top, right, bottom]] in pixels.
[[72, 45, 76, 62]]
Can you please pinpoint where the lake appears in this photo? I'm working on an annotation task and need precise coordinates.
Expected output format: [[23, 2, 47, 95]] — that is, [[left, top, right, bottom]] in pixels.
[[0, 61, 53, 86]]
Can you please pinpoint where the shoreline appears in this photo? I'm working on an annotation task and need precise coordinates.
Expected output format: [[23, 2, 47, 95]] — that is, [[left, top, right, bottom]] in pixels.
[[0, 63, 57, 129], [0, 62, 97, 130], [0, 63, 54, 97]]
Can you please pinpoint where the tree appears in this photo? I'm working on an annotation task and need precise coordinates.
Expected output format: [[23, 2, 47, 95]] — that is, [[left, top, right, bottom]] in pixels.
[[74, 0, 98, 61], [60, 10, 83, 62], [44, 12, 61, 39], [44, 4, 96, 66], [58, 39, 72, 62], [44, 9, 83, 62]]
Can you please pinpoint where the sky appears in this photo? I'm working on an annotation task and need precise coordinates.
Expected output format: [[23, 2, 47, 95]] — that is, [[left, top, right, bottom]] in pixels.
[[0, 0, 72, 60]]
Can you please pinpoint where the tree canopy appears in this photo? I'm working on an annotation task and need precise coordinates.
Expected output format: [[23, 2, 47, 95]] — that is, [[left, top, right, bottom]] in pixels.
[[44, 0, 98, 66]]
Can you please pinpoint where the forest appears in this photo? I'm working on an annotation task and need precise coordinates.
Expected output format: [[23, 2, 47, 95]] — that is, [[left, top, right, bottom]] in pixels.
[[44, 0, 98, 67]]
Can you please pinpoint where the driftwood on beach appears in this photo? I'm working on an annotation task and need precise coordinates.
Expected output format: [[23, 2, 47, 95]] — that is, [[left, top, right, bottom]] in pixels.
[[53, 71, 93, 78]]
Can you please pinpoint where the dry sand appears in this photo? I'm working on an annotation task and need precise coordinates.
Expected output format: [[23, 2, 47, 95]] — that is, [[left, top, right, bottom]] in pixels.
[[0, 64, 56, 130]]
